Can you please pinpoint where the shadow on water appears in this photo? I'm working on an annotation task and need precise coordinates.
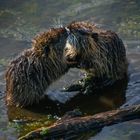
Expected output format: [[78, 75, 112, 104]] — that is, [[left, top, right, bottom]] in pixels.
[[6, 76, 129, 138], [7, 76, 128, 120]]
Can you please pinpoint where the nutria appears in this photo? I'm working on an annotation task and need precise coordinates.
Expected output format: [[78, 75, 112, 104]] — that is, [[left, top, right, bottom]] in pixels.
[[63, 21, 127, 91], [5, 21, 128, 107], [5, 28, 69, 107]]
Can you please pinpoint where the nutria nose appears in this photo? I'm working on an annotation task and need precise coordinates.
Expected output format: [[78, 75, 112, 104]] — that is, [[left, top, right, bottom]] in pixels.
[[65, 53, 76, 62]]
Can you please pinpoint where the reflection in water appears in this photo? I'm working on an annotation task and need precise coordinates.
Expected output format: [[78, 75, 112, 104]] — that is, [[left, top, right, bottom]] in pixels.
[[6, 76, 128, 137], [7, 76, 128, 120]]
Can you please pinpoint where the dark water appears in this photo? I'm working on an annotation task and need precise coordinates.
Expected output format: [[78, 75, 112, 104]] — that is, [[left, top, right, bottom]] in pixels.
[[0, 0, 140, 139]]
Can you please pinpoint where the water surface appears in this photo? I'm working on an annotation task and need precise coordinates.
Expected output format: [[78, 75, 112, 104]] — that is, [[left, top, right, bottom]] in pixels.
[[0, 0, 140, 139]]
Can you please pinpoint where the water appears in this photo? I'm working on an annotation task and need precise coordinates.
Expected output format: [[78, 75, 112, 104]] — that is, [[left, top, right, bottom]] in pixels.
[[0, 0, 140, 139]]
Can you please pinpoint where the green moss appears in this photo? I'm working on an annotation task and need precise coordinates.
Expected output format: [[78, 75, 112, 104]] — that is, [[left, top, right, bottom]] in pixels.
[[40, 127, 49, 135], [9, 115, 57, 138]]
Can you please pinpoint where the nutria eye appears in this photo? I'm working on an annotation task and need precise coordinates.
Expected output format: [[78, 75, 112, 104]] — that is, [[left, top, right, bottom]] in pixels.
[[44, 47, 50, 54], [64, 47, 69, 53], [77, 29, 88, 35], [92, 33, 98, 41]]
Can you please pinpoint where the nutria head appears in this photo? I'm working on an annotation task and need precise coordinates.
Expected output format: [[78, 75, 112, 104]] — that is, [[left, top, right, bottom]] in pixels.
[[63, 27, 98, 68], [64, 21, 127, 79]]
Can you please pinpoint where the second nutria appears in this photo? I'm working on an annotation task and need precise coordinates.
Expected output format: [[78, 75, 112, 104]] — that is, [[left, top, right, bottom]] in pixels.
[[63, 21, 127, 91]]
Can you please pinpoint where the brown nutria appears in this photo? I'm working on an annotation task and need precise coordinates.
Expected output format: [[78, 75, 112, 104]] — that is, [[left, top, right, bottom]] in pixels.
[[5, 27, 69, 107], [5, 21, 128, 107], [63, 21, 127, 90]]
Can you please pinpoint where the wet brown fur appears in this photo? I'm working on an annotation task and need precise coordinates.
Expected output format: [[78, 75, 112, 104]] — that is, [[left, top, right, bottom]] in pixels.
[[5, 28, 69, 107], [65, 21, 127, 81], [5, 21, 128, 107]]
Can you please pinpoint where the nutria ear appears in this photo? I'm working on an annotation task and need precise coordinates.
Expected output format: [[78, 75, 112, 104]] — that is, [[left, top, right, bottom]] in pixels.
[[91, 33, 98, 41], [44, 46, 50, 55]]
